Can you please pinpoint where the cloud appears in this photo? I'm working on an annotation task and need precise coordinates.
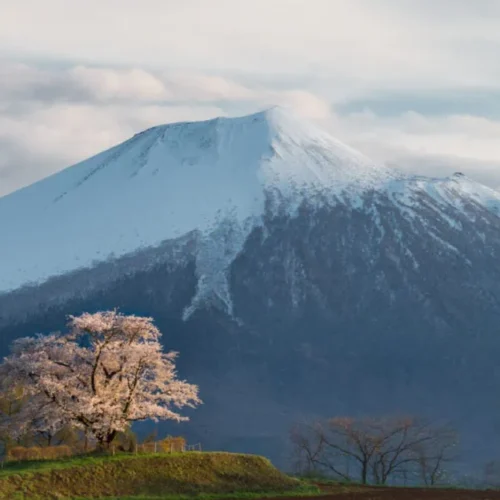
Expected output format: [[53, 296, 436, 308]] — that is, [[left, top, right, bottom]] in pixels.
[[3, 0, 500, 99], [0, 61, 337, 196], [269, 91, 332, 120], [0, 63, 168, 103], [3, 0, 500, 199], [0, 63, 230, 195], [160, 73, 256, 102], [330, 110, 500, 163], [0, 102, 230, 196], [326, 109, 500, 184], [0, 62, 330, 116], [69, 67, 168, 101]]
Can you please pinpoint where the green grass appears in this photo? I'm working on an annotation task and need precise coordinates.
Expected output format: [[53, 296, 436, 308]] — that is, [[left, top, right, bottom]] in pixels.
[[0, 452, 320, 500], [0, 452, 192, 477], [75, 486, 320, 500]]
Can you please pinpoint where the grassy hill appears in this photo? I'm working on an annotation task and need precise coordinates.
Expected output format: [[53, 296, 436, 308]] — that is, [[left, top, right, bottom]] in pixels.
[[0, 451, 315, 500]]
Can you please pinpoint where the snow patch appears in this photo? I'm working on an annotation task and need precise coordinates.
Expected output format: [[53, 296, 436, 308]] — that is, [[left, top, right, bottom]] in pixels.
[[182, 211, 261, 320]]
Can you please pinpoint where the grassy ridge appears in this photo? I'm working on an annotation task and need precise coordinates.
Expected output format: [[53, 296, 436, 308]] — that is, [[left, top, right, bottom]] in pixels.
[[0, 452, 314, 500]]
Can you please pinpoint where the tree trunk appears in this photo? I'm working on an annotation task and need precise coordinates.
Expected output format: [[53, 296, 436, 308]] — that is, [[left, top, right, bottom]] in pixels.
[[96, 430, 118, 451], [106, 430, 117, 447], [361, 461, 368, 484]]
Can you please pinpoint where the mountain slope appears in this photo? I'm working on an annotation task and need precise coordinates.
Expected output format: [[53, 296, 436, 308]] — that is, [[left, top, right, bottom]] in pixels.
[[0, 107, 399, 315], [3, 107, 500, 313], [2, 108, 500, 472]]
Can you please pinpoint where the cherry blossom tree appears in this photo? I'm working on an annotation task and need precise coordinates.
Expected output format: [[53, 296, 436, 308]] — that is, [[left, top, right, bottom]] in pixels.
[[0, 311, 201, 448]]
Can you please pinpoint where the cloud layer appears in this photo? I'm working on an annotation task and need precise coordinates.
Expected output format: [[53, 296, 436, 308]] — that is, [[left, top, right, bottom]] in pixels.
[[2, 0, 500, 195], [0, 62, 338, 195]]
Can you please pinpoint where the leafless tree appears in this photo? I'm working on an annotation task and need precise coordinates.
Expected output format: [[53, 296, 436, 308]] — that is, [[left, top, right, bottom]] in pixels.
[[290, 420, 354, 481], [290, 416, 458, 485], [412, 425, 458, 486]]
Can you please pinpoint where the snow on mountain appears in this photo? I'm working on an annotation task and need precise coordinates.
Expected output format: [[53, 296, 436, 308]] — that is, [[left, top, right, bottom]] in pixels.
[[1, 106, 500, 316], [412, 173, 500, 215], [0, 108, 385, 294]]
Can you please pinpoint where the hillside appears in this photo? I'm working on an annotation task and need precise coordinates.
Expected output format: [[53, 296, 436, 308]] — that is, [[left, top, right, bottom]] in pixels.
[[0, 452, 305, 499]]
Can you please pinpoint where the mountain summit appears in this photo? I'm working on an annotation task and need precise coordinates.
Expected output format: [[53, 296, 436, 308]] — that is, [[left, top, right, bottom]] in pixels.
[[2, 108, 500, 469], [2, 108, 499, 301], [0, 107, 393, 296]]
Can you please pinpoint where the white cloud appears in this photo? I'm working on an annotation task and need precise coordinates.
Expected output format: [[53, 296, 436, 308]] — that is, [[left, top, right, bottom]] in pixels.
[[2, 1, 500, 195], [3, 0, 500, 98], [69, 67, 168, 101], [330, 111, 500, 163], [268, 91, 332, 120], [161, 73, 256, 102], [324, 110, 500, 183], [3, 58, 500, 197], [0, 100, 226, 196], [0, 62, 332, 118], [0, 61, 339, 196]]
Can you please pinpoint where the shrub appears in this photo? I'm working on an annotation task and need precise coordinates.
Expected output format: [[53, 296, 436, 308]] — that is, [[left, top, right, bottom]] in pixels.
[[135, 436, 186, 454], [7, 445, 73, 461], [160, 436, 186, 453]]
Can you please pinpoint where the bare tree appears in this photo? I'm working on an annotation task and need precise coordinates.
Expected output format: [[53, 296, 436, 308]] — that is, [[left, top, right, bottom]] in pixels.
[[412, 425, 458, 486], [290, 420, 354, 481], [369, 419, 458, 485], [291, 417, 386, 483], [290, 416, 458, 485]]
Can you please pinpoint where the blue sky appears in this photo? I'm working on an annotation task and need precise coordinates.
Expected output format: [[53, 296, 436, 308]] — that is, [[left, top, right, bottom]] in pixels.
[[2, 0, 500, 195]]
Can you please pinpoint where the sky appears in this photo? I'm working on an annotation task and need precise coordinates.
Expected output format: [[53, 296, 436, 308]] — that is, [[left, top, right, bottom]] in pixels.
[[2, 0, 500, 196]]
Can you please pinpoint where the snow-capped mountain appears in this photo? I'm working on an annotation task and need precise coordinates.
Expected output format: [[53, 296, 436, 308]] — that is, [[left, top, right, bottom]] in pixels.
[[0, 108, 393, 302], [2, 107, 500, 315], [3, 107, 500, 469]]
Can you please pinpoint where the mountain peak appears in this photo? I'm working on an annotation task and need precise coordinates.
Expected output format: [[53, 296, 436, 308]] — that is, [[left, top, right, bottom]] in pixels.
[[0, 108, 397, 297], [10, 107, 496, 303]]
